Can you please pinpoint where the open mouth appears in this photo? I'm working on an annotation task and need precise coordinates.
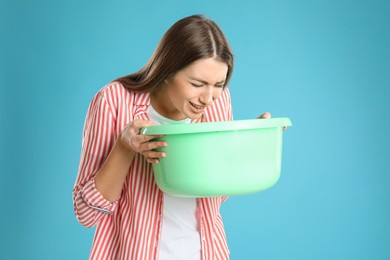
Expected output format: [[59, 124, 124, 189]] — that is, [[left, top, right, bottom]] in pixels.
[[189, 101, 205, 110]]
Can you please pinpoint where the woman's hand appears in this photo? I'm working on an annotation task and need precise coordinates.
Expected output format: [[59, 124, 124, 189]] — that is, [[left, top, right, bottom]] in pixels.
[[119, 119, 167, 163], [257, 112, 271, 119], [257, 112, 287, 131]]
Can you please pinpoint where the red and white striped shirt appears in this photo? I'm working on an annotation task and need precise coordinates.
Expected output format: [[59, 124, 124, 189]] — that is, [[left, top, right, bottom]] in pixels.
[[73, 81, 233, 259]]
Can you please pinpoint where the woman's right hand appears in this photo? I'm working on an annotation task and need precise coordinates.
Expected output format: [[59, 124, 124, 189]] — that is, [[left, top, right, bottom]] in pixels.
[[119, 119, 167, 164]]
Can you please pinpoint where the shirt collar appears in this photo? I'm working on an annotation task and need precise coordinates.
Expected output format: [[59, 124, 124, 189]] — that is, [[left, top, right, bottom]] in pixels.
[[133, 90, 204, 123]]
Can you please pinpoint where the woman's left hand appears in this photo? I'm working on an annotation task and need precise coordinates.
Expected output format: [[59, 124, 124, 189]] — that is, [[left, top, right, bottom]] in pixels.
[[257, 112, 271, 119], [257, 111, 287, 131]]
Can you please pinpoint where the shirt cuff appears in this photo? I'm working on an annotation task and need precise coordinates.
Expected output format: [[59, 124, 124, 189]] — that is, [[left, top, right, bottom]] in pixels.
[[80, 178, 119, 214]]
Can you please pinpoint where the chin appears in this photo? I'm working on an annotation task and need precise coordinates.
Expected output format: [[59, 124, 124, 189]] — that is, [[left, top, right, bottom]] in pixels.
[[192, 114, 203, 120], [184, 106, 204, 120], [182, 112, 200, 120], [190, 113, 204, 120]]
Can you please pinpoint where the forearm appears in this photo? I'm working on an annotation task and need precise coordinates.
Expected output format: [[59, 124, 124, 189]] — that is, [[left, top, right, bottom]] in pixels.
[[94, 138, 135, 203]]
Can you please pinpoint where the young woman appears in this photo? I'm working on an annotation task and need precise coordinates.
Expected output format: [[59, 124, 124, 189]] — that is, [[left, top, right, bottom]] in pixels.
[[73, 14, 271, 260]]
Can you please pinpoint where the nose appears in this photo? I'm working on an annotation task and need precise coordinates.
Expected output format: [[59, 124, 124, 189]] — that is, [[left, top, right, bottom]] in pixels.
[[199, 87, 214, 106]]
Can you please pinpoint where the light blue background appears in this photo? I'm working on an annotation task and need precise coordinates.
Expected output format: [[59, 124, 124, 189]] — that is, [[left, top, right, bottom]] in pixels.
[[1, 0, 389, 259]]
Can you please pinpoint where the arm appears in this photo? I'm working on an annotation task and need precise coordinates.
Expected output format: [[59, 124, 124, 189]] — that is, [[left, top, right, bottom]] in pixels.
[[72, 91, 166, 227], [72, 92, 118, 227], [222, 88, 233, 203], [94, 119, 166, 202]]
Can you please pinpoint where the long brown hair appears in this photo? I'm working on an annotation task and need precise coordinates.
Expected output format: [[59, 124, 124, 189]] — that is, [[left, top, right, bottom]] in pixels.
[[115, 15, 234, 94]]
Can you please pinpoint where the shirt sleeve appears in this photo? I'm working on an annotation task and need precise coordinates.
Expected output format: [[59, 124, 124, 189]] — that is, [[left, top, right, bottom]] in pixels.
[[72, 90, 119, 228], [222, 87, 233, 203], [225, 87, 233, 121]]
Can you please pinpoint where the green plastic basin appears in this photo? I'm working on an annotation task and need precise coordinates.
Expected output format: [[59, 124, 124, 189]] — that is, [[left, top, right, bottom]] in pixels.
[[141, 118, 292, 197]]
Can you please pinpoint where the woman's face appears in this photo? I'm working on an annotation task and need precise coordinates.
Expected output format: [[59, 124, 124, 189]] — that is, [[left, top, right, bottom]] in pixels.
[[153, 57, 228, 120]]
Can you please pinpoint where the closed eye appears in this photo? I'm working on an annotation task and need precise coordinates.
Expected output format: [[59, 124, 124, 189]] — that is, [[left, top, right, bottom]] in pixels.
[[190, 82, 203, 88]]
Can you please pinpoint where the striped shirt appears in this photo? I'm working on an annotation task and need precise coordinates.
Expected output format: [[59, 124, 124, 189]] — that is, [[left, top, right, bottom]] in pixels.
[[73, 81, 233, 259]]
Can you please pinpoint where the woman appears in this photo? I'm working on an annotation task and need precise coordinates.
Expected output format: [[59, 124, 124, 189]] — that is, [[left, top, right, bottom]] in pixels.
[[73, 14, 271, 260]]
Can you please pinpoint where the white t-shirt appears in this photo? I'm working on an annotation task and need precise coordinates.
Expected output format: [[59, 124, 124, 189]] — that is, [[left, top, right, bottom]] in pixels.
[[147, 105, 201, 260]]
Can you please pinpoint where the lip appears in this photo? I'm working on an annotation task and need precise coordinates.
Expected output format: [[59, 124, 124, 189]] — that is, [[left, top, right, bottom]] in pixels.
[[189, 101, 205, 113]]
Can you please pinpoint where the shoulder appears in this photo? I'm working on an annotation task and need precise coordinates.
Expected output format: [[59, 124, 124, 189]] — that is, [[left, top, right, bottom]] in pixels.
[[98, 81, 150, 106], [93, 81, 136, 111], [214, 87, 232, 110], [97, 81, 131, 102], [85, 81, 133, 118], [202, 87, 232, 122], [88, 81, 150, 122], [220, 87, 231, 103]]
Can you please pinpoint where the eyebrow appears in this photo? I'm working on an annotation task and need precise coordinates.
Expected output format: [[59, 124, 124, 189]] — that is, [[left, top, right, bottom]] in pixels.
[[189, 77, 226, 85]]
